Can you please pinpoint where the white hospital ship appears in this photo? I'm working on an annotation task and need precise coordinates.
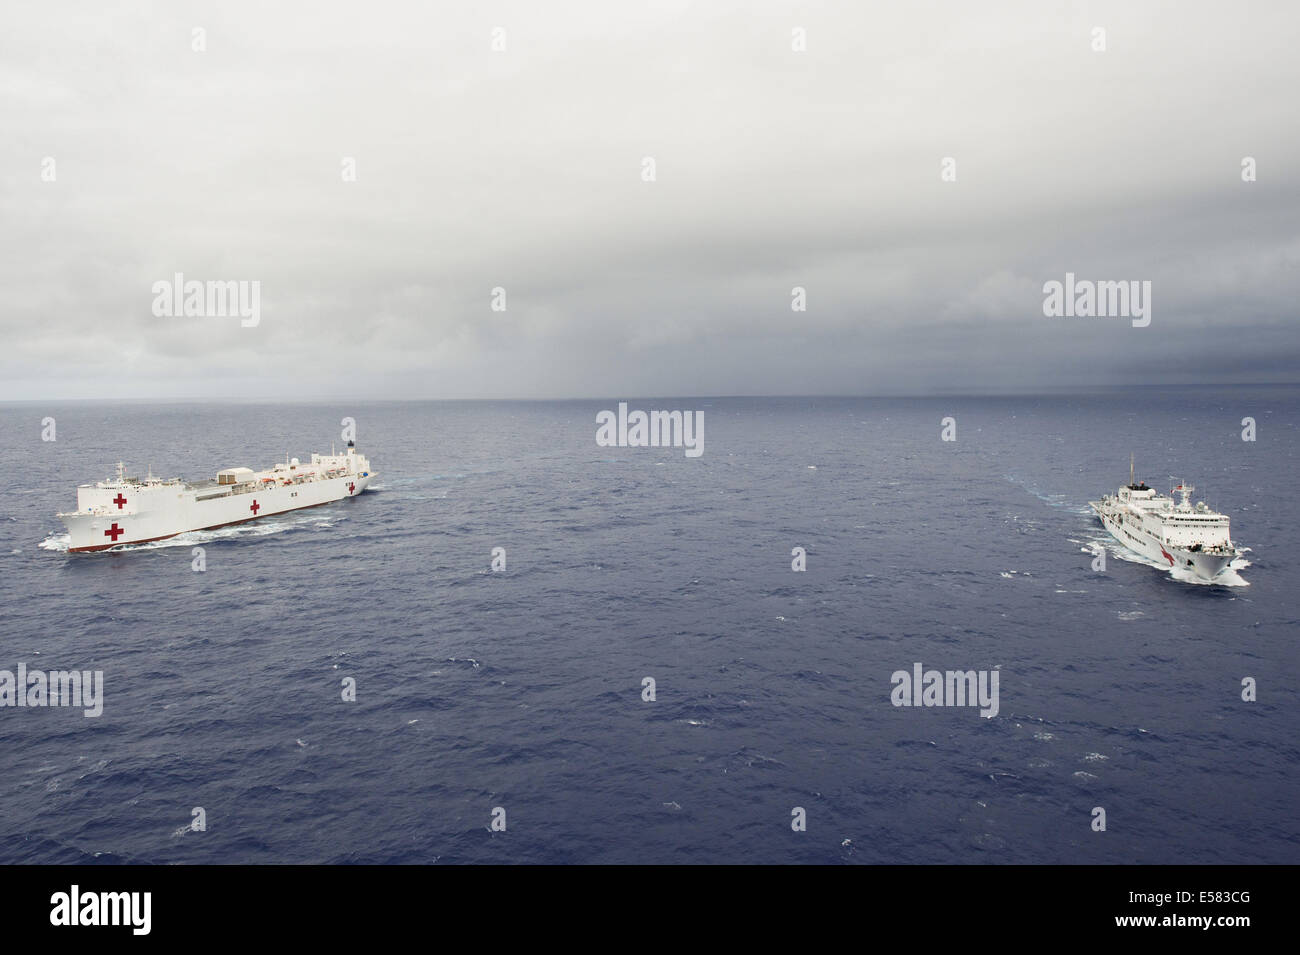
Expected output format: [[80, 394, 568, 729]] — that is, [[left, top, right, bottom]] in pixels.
[[58, 441, 375, 552], [1089, 457, 1239, 580]]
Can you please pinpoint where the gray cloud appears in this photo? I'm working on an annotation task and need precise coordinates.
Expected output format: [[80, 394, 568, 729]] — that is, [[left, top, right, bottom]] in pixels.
[[3, 0, 1297, 399]]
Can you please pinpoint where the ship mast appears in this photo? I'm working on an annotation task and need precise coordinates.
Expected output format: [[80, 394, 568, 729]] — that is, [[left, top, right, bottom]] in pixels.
[[1130, 452, 1134, 486]]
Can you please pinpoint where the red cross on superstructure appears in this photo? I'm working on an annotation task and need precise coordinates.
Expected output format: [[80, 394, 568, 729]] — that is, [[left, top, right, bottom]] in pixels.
[[250, 500, 260, 515], [112, 493, 127, 509], [105, 523, 125, 542]]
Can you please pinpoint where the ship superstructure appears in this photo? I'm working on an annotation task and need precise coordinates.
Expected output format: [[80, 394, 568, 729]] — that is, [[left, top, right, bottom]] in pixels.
[[58, 442, 375, 552], [1089, 457, 1238, 580]]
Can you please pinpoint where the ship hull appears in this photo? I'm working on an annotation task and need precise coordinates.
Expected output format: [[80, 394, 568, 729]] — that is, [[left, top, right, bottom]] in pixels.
[[1090, 503, 1233, 581], [61, 472, 374, 553]]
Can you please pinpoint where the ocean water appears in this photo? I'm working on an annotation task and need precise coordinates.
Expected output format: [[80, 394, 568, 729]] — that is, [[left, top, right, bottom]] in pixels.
[[1, 387, 1296, 864]]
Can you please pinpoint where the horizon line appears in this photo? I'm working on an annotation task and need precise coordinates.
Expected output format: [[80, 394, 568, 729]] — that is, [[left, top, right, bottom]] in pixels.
[[2, 382, 1297, 405]]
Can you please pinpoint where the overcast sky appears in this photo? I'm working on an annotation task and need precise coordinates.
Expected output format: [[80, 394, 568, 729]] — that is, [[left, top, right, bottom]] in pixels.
[[3, 1, 1297, 400]]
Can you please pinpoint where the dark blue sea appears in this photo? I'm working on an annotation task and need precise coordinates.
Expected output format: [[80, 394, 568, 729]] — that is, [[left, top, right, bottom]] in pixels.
[[2, 387, 1296, 864]]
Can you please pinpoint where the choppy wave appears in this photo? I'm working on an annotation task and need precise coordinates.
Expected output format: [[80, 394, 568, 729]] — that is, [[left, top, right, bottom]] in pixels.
[[6, 391, 1295, 865]]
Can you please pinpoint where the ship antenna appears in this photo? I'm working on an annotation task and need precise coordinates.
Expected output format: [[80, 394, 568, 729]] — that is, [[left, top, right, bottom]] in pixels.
[[1130, 452, 1134, 487]]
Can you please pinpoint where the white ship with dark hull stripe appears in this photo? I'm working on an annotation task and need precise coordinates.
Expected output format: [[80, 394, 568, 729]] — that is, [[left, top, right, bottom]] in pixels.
[[1089, 457, 1239, 581], [58, 442, 375, 553]]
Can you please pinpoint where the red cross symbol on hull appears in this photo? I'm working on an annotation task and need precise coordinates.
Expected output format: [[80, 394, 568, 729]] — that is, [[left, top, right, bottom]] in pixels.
[[105, 523, 125, 542], [250, 500, 260, 515], [347, 482, 355, 494], [112, 493, 127, 509]]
